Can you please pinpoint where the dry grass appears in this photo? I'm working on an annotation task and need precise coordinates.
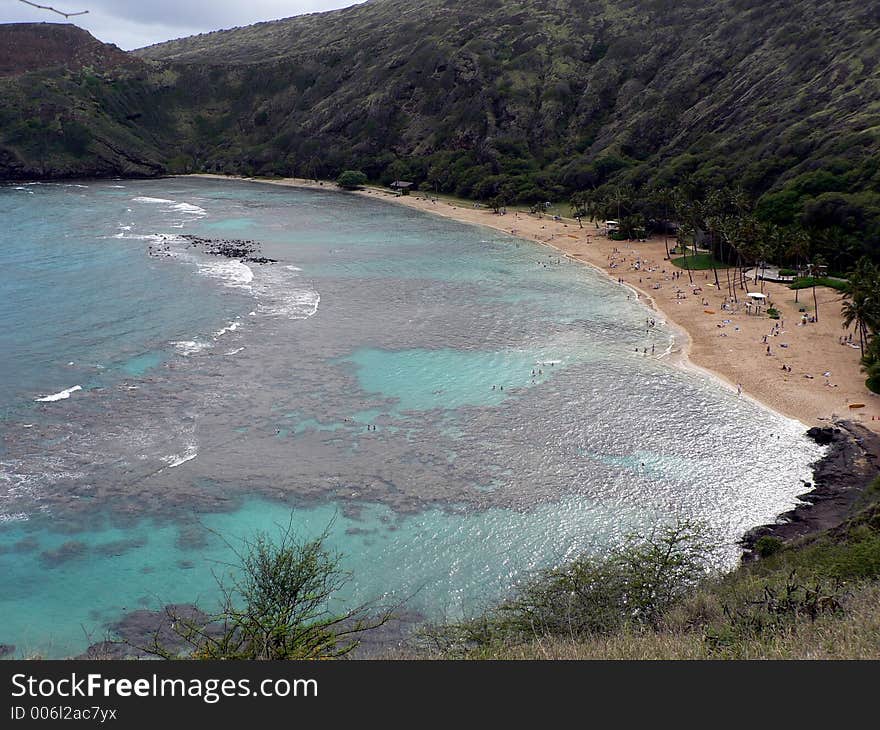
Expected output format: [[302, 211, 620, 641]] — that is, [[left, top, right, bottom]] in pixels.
[[486, 583, 880, 660]]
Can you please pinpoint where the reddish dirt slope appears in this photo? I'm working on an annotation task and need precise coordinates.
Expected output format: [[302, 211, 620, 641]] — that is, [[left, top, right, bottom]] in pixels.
[[0, 22, 142, 77]]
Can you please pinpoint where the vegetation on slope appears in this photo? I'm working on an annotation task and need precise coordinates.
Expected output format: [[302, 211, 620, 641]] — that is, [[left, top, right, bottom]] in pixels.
[[1, 0, 880, 256], [414, 477, 880, 660]]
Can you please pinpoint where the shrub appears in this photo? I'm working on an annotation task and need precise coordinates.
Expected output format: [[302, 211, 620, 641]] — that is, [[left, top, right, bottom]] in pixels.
[[418, 521, 718, 655], [754, 535, 784, 557], [767, 308, 780, 319], [705, 571, 848, 653], [789, 277, 849, 293], [336, 170, 368, 189], [135, 522, 388, 659]]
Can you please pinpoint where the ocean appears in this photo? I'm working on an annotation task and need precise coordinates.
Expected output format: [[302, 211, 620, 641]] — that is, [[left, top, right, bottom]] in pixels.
[[0, 177, 823, 657]]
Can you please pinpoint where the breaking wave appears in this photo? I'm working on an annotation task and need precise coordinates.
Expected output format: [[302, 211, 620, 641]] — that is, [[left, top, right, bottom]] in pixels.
[[35, 385, 82, 402]]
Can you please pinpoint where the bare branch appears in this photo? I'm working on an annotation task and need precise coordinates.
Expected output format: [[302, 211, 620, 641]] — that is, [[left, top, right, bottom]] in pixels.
[[18, 0, 89, 19]]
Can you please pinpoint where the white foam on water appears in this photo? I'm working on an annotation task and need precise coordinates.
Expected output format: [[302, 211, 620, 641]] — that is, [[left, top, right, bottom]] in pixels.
[[252, 265, 321, 320], [214, 320, 241, 337], [0, 512, 29, 523], [35, 385, 82, 402], [132, 196, 175, 204], [1, 459, 86, 497], [161, 441, 198, 469], [259, 289, 321, 319], [168, 202, 207, 216], [170, 340, 212, 356], [195, 258, 254, 289], [224, 347, 245, 356], [110, 232, 180, 244]]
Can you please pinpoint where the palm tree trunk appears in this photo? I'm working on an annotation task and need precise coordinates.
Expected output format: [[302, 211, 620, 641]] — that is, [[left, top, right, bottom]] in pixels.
[[681, 241, 693, 285], [812, 284, 819, 322]]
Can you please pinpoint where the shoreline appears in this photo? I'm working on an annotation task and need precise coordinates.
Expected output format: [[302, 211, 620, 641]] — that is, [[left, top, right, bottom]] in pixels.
[[181, 174, 880, 552], [742, 421, 880, 554], [183, 173, 879, 433]]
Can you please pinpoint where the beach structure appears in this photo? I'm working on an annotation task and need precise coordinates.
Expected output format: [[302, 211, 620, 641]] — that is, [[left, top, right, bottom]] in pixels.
[[746, 291, 767, 315], [390, 180, 414, 195], [604, 220, 619, 236]]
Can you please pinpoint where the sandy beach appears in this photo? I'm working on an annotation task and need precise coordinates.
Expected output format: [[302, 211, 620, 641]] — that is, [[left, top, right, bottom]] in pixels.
[[186, 174, 879, 431]]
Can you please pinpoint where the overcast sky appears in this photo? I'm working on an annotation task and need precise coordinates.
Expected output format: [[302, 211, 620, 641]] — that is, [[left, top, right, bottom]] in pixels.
[[2, 0, 367, 50]]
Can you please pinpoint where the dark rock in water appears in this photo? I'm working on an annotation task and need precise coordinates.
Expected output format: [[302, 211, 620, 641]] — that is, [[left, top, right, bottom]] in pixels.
[[0, 536, 40, 555], [0, 644, 15, 658], [175, 524, 209, 550], [39, 540, 89, 568], [93, 536, 148, 557], [13, 536, 40, 554], [806, 426, 839, 445], [179, 234, 272, 262], [78, 603, 217, 659]]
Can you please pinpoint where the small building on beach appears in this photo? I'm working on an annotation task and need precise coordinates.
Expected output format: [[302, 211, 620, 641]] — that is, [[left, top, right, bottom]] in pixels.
[[390, 180, 414, 195]]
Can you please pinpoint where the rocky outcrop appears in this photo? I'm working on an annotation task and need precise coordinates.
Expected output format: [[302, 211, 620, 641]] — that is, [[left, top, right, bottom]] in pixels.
[[741, 422, 880, 558]]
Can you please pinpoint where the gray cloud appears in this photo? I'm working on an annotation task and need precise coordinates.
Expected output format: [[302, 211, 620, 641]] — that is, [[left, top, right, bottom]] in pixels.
[[2, 0, 366, 49]]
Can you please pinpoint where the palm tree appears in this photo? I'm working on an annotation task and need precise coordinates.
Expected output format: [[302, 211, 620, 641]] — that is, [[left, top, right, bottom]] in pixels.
[[808, 255, 827, 322], [785, 227, 811, 304], [676, 222, 695, 284], [672, 187, 701, 285], [842, 258, 880, 356], [650, 186, 676, 260], [718, 215, 740, 302]]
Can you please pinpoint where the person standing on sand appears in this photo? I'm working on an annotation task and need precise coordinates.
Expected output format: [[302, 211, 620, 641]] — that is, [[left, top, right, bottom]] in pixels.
[[737, 383, 742, 396]]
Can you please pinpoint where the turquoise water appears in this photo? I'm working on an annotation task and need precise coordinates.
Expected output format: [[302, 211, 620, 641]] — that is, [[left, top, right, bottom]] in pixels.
[[0, 178, 824, 658], [342, 347, 569, 410]]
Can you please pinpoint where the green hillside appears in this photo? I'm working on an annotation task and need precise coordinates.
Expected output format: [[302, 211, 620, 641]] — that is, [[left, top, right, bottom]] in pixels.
[[1, 0, 880, 248]]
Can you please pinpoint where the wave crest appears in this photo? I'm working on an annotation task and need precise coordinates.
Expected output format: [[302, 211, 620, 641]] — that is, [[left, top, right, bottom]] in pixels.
[[35, 385, 82, 402]]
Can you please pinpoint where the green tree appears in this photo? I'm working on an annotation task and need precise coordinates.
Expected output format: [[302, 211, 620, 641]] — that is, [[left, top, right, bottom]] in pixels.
[[650, 186, 676, 260], [843, 257, 880, 356], [336, 170, 368, 189], [418, 521, 717, 655], [786, 227, 811, 304], [140, 523, 388, 659]]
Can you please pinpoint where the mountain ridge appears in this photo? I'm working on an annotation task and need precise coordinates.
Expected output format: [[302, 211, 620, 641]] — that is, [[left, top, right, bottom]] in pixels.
[[1, 1, 879, 253], [0, 22, 141, 77]]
